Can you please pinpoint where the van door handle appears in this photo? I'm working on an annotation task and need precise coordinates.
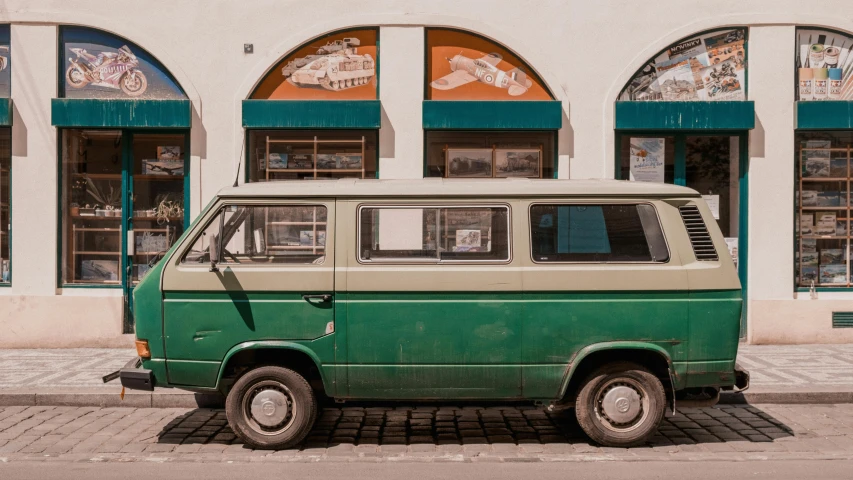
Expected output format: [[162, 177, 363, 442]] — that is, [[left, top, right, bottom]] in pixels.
[[302, 294, 332, 303]]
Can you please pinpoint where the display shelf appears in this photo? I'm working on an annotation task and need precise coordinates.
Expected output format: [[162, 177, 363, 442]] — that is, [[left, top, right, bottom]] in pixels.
[[71, 173, 121, 179], [265, 136, 367, 180], [133, 175, 184, 181], [267, 221, 327, 226], [132, 216, 183, 221], [72, 215, 121, 220], [798, 144, 852, 288]]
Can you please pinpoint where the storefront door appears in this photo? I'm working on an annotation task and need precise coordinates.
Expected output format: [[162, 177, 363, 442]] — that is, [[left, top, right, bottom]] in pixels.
[[617, 132, 749, 336], [60, 129, 189, 332]]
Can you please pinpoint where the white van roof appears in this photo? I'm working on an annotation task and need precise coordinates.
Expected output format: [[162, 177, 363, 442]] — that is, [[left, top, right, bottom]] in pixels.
[[217, 178, 699, 198]]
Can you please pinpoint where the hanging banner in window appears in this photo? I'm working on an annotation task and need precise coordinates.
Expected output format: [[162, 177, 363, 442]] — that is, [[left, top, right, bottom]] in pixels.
[[60, 27, 186, 99], [797, 28, 853, 101], [0, 26, 9, 98], [619, 28, 747, 101], [629, 138, 665, 183], [426, 29, 553, 101], [251, 29, 377, 100]]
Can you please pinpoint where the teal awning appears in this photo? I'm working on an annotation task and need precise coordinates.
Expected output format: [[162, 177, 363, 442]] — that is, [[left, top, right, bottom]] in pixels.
[[423, 101, 562, 130], [796, 101, 853, 130], [51, 99, 191, 128], [0, 98, 11, 126], [615, 101, 755, 130], [242, 100, 381, 129]]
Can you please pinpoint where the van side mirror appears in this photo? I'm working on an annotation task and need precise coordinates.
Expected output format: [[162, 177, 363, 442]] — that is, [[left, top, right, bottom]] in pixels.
[[209, 235, 220, 272]]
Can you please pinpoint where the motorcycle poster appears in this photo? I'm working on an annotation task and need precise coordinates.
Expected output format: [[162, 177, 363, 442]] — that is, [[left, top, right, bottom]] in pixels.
[[61, 27, 185, 100]]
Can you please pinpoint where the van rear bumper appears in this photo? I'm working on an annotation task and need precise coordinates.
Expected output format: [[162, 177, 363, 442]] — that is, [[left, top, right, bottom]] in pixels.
[[734, 362, 750, 392], [102, 357, 155, 391]]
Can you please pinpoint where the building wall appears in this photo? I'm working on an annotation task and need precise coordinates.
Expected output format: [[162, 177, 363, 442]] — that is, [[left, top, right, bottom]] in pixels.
[[1, 1, 853, 346]]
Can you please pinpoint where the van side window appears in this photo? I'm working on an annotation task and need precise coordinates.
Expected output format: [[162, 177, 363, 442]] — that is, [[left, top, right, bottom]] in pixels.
[[182, 205, 328, 265], [359, 206, 510, 262], [529, 204, 669, 263]]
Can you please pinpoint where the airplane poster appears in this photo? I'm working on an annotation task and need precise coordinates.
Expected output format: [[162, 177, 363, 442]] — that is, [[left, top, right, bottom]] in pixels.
[[427, 29, 552, 101]]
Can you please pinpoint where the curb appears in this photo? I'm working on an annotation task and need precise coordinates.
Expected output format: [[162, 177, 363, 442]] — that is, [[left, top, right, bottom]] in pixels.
[[1, 389, 852, 408]]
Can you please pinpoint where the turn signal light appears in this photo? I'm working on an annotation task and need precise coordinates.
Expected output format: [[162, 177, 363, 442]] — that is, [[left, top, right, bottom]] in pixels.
[[135, 340, 151, 359]]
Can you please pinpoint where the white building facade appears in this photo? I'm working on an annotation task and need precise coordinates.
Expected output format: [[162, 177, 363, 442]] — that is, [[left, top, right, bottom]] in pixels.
[[1, 0, 853, 347]]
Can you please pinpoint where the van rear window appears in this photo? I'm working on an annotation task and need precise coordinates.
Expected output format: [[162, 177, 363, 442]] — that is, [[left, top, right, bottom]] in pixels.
[[529, 204, 669, 263], [358, 205, 510, 263]]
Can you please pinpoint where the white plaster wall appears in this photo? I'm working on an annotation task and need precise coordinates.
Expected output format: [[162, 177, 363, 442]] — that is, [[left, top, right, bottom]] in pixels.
[[0, 1, 852, 345]]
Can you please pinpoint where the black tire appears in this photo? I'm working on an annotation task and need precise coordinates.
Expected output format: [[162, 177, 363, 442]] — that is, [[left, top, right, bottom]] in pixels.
[[225, 366, 317, 450], [575, 362, 666, 447]]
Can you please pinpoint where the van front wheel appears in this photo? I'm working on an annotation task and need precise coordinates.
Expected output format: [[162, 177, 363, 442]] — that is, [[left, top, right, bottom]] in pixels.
[[575, 362, 665, 447], [225, 366, 317, 449]]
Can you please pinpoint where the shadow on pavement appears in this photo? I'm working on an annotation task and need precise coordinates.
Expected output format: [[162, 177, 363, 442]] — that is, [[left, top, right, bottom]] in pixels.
[[155, 403, 794, 450]]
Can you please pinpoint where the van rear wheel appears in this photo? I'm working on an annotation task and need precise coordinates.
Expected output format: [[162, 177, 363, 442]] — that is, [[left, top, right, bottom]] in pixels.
[[575, 362, 665, 447], [225, 366, 317, 450]]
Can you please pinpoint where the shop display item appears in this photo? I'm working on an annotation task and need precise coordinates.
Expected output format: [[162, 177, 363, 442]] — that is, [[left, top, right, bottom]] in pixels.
[[801, 251, 818, 265], [797, 29, 853, 101], [80, 259, 118, 282], [447, 149, 493, 178], [800, 214, 814, 234], [820, 248, 844, 265], [494, 149, 540, 178], [820, 264, 847, 284], [816, 191, 841, 207]]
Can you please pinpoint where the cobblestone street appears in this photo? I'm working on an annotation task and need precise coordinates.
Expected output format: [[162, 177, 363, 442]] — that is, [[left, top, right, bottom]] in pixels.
[[1, 403, 853, 463]]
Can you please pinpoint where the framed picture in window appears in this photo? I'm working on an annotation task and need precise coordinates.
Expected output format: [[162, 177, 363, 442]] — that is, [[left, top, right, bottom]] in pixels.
[[446, 148, 493, 178], [495, 148, 541, 178]]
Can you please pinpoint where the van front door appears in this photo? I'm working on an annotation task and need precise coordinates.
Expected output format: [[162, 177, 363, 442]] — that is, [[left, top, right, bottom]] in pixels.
[[160, 201, 336, 389]]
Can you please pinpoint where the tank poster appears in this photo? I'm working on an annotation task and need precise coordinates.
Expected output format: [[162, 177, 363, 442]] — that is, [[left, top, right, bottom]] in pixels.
[[619, 28, 746, 101], [427, 29, 552, 101], [251, 29, 378, 100], [61, 26, 185, 99], [797, 28, 853, 101], [629, 138, 665, 183], [0, 25, 9, 98]]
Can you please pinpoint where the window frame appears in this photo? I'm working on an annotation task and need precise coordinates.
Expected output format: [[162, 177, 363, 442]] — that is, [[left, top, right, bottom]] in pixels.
[[178, 203, 331, 267], [527, 201, 671, 265], [356, 203, 513, 265]]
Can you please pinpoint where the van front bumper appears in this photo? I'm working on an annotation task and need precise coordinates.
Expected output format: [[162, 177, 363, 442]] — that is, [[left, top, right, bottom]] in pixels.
[[102, 357, 155, 391]]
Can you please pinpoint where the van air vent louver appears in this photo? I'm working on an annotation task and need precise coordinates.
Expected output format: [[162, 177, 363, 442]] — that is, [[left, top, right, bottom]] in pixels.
[[679, 205, 718, 261]]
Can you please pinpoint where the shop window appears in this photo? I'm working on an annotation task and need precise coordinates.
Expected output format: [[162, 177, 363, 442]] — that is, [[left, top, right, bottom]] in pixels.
[[795, 132, 853, 288], [796, 28, 853, 101], [426, 28, 552, 101], [60, 130, 188, 285], [182, 205, 328, 265], [0, 129, 9, 283], [358, 205, 510, 262], [251, 28, 377, 100], [529, 204, 669, 263], [425, 131, 554, 178], [619, 28, 747, 101], [247, 130, 377, 181]]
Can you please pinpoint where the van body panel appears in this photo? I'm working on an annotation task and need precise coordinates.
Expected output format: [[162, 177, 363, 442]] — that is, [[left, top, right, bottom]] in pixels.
[[686, 289, 742, 385]]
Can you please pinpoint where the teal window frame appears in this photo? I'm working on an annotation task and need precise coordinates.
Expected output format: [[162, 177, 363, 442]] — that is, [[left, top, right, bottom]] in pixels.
[[615, 130, 749, 336], [0, 125, 10, 287]]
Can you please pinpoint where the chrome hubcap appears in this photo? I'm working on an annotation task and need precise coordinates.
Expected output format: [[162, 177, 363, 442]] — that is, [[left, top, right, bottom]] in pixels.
[[249, 388, 289, 428], [600, 385, 641, 424], [242, 380, 296, 436], [595, 378, 649, 432]]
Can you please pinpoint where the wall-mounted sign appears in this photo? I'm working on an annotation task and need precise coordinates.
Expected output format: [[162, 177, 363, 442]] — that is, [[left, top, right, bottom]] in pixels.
[[620, 28, 747, 101], [0, 25, 9, 98], [426, 29, 552, 101], [797, 28, 853, 101], [251, 29, 378, 100], [60, 27, 186, 99]]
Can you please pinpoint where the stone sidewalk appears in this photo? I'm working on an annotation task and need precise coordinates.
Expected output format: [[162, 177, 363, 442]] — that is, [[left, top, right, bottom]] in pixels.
[[0, 344, 852, 406], [1, 403, 853, 463]]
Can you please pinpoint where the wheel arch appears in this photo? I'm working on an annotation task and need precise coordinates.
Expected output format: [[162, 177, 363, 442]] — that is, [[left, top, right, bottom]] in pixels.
[[558, 342, 676, 408], [215, 341, 332, 397]]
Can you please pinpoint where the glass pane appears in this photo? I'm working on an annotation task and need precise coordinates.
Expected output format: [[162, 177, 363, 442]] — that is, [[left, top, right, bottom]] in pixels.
[[61, 130, 123, 284], [247, 130, 376, 181], [359, 206, 510, 262], [530, 204, 668, 263], [0, 128, 9, 283], [182, 205, 328, 265], [685, 136, 738, 238], [131, 134, 186, 284], [619, 136, 675, 183], [795, 132, 853, 288], [425, 131, 553, 178]]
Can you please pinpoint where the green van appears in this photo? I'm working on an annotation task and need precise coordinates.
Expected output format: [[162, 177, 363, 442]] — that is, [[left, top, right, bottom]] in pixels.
[[107, 179, 748, 449]]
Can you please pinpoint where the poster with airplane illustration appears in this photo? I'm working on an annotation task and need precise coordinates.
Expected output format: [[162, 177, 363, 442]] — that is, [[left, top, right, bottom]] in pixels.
[[427, 29, 552, 100]]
